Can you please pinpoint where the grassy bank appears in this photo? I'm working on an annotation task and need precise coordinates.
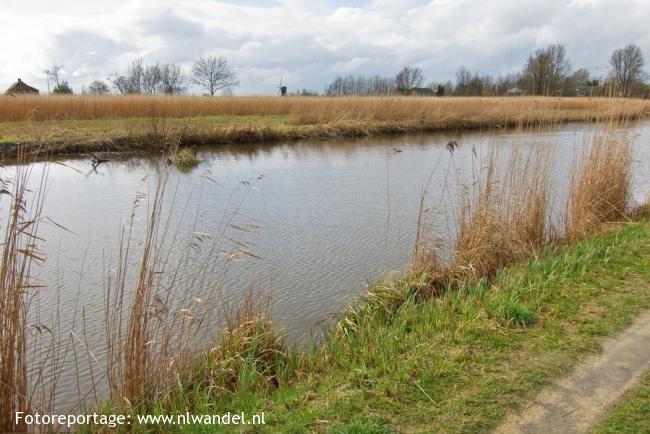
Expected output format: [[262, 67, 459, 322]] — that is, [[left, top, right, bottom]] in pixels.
[[1, 112, 646, 432], [0, 96, 648, 160], [78, 122, 646, 433], [99, 218, 650, 433]]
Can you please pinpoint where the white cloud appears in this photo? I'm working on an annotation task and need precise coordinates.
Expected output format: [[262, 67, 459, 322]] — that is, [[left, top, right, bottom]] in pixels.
[[1, 0, 649, 94]]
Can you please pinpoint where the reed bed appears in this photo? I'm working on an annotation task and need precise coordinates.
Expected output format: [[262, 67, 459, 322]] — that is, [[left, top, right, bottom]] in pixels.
[[103, 157, 284, 412], [565, 126, 633, 241], [0, 95, 646, 123], [452, 144, 553, 282]]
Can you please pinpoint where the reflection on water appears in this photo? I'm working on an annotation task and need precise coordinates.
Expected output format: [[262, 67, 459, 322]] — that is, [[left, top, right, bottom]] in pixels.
[[5, 121, 649, 412]]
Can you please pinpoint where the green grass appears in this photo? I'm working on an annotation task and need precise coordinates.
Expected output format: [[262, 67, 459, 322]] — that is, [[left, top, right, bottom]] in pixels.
[[93, 220, 650, 433], [594, 370, 650, 434], [172, 148, 200, 170]]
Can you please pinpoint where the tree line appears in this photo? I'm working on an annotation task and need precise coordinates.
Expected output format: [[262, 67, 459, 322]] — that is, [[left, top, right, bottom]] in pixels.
[[107, 56, 238, 96], [45, 55, 238, 96], [44, 43, 647, 97], [325, 43, 648, 98]]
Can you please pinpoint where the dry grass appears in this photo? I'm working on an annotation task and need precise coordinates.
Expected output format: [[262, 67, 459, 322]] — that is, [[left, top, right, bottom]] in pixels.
[[104, 157, 268, 408], [452, 144, 553, 281], [106, 164, 171, 404], [415, 118, 635, 293], [0, 95, 647, 123], [410, 132, 554, 298], [0, 149, 48, 432], [206, 289, 291, 396], [564, 124, 633, 241], [105, 164, 188, 404]]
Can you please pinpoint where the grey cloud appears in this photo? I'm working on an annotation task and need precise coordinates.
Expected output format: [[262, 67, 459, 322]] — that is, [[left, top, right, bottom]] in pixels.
[[53, 31, 134, 62], [3, 0, 650, 94], [51, 31, 136, 80], [140, 9, 205, 40]]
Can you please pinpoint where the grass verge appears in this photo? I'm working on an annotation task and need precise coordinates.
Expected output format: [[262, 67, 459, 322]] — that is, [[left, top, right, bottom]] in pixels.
[[595, 369, 650, 434], [99, 219, 650, 433]]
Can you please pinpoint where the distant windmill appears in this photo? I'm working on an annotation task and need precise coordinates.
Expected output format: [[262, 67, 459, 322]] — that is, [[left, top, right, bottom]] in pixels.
[[43, 69, 51, 94], [278, 76, 287, 97]]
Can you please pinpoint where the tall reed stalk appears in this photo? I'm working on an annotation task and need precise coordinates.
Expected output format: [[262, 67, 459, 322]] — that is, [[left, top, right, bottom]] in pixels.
[[0, 150, 48, 432], [104, 157, 266, 408], [453, 144, 553, 281], [565, 124, 633, 241]]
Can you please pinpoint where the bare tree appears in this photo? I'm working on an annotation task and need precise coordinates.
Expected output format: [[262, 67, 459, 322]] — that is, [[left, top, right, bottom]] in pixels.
[[609, 44, 646, 97], [87, 80, 110, 94], [110, 75, 131, 94], [143, 63, 163, 94], [126, 58, 144, 94], [110, 59, 185, 95], [455, 66, 472, 95], [43, 64, 63, 93], [547, 44, 570, 79], [325, 74, 395, 96], [160, 64, 185, 94], [395, 66, 424, 93], [453, 67, 495, 96], [523, 44, 570, 95], [562, 68, 590, 96], [47, 65, 63, 87], [111, 59, 145, 94], [192, 56, 238, 96]]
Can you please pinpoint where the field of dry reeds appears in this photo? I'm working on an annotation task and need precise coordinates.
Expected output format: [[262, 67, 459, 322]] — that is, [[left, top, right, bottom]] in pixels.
[[0, 95, 648, 122], [0, 95, 648, 159]]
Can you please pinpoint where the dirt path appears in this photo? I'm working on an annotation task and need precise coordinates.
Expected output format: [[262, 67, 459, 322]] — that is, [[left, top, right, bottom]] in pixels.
[[494, 309, 650, 434]]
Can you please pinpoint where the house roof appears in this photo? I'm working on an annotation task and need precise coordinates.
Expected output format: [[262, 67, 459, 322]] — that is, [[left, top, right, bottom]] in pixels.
[[5, 78, 39, 95]]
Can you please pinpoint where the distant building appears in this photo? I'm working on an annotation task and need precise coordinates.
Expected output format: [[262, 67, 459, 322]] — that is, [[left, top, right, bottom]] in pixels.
[[409, 87, 436, 96], [4, 78, 39, 95], [506, 87, 524, 95]]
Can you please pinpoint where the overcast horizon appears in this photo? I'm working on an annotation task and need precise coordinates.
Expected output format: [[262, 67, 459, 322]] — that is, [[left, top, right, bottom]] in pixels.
[[1, 0, 649, 95]]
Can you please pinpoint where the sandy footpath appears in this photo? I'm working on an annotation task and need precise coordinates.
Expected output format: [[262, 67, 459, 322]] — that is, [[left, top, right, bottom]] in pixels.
[[494, 309, 650, 434]]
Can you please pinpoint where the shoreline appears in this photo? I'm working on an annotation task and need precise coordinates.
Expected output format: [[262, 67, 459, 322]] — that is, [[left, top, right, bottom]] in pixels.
[[2, 112, 648, 162], [2, 95, 649, 162]]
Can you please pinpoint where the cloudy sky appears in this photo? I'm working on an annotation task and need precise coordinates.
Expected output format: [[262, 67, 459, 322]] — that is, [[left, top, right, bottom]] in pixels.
[[1, 0, 649, 95]]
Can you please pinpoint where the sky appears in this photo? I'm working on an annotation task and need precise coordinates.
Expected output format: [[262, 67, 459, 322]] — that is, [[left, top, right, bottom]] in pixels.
[[1, 0, 649, 95]]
